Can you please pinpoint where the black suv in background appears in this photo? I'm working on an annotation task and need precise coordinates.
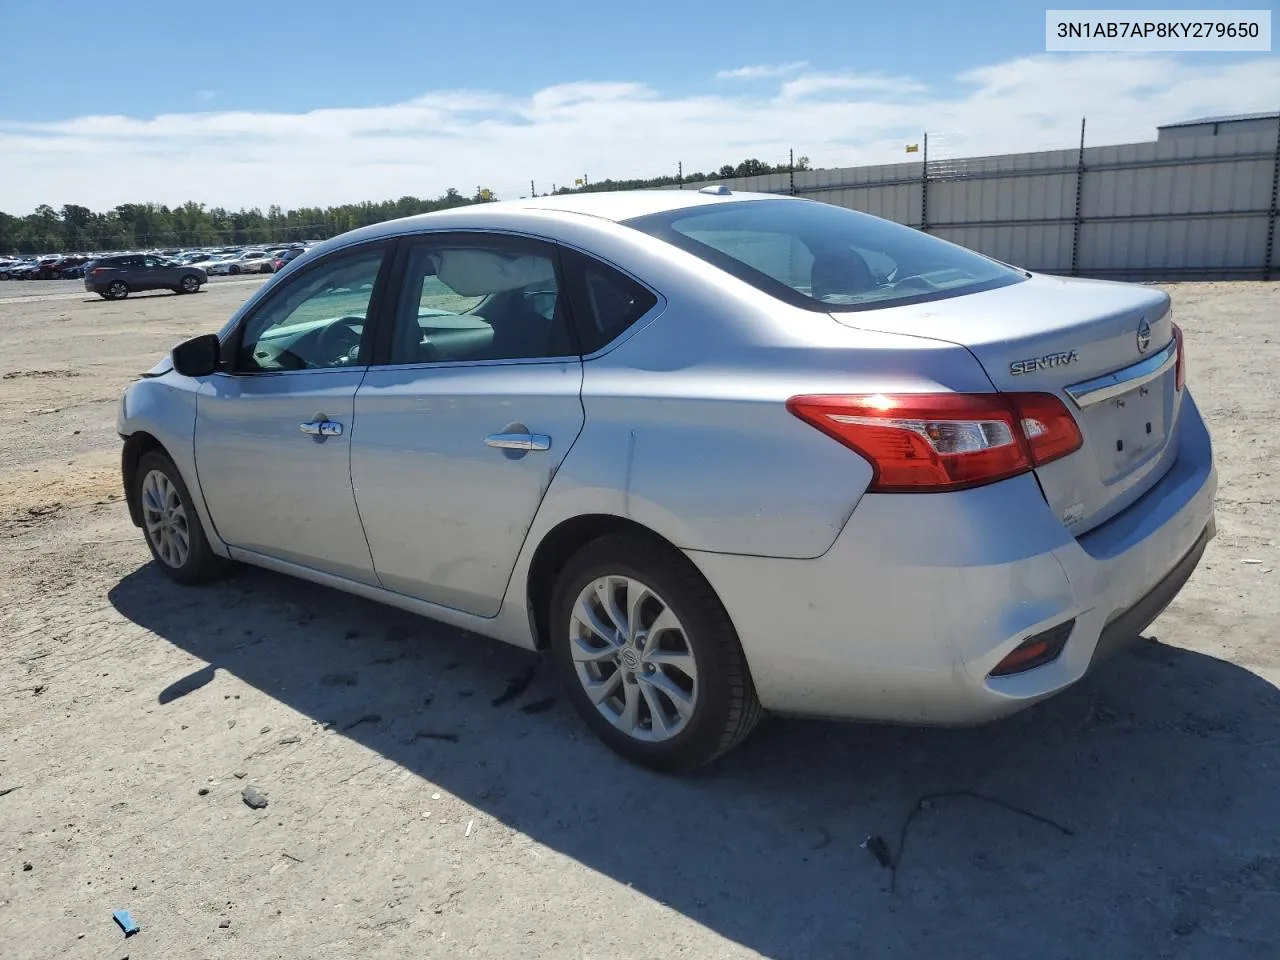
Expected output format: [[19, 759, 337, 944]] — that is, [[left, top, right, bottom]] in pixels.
[[84, 254, 207, 300]]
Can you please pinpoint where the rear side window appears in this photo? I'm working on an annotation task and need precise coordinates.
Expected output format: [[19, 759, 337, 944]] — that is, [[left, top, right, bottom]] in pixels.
[[625, 199, 1023, 313], [562, 250, 658, 354]]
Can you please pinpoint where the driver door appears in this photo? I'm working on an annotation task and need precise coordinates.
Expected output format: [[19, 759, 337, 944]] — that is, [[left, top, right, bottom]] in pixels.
[[194, 240, 390, 584]]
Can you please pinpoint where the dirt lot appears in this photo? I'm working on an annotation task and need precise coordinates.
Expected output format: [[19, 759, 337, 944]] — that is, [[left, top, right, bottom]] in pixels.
[[1, 278, 1277, 960]]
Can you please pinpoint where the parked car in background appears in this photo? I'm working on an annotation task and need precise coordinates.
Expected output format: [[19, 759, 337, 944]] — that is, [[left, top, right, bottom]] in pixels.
[[116, 190, 1216, 771], [271, 246, 308, 272], [59, 259, 90, 279], [0, 259, 30, 280], [85, 253, 207, 299], [206, 250, 276, 275]]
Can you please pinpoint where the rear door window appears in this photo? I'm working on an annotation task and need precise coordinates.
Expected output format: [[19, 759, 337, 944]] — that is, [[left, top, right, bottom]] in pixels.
[[560, 249, 659, 354]]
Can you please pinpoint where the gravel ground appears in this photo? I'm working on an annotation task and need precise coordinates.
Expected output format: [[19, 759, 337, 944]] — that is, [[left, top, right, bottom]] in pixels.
[[1, 280, 1277, 960]]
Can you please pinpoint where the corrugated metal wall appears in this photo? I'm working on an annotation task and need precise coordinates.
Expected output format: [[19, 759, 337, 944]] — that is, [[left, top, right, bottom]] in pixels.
[[654, 130, 1280, 280]]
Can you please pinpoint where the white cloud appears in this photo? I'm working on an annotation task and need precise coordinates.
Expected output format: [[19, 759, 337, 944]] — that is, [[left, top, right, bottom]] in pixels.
[[1, 54, 1278, 213], [779, 72, 927, 99], [715, 62, 809, 80]]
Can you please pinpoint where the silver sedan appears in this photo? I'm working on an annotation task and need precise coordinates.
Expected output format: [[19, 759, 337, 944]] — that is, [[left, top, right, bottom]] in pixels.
[[117, 189, 1217, 770]]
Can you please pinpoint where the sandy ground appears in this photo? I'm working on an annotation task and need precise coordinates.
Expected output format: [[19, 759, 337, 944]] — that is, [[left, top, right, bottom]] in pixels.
[[0, 277, 1277, 960]]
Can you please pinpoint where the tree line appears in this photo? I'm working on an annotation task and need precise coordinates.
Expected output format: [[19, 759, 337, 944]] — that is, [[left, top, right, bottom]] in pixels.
[[0, 157, 808, 255]]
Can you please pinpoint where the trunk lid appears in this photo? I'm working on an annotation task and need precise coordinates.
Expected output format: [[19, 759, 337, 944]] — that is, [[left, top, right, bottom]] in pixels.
[[830, 273, 1181, 535]]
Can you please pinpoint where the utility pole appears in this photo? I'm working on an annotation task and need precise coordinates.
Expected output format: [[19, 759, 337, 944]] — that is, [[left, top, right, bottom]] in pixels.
[[920, 132, 929, 232], [530, 180, 535, 198], [678, 161, 683, 189]]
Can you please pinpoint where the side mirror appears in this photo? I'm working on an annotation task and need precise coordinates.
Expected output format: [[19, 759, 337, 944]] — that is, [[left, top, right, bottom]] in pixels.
[[172, 334, 221, 377]]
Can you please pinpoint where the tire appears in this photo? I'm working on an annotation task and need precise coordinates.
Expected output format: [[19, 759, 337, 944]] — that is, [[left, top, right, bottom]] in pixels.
[[549, 532, 762, 772], [106, 280, 129, 300], [135, 449, 229, 586], [229, 264, 240, 275], [179, 275, 200, 294]]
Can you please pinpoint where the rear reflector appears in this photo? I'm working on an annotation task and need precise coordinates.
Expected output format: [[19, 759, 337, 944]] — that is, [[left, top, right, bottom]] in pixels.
[[786, 392, 1083, 492], [1171, 321, 1185, 391], [989, 620, 1074, 677]]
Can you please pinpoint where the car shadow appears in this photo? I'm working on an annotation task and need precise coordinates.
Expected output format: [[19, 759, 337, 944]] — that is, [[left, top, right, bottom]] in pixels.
[[108, 562, 1280, 959]]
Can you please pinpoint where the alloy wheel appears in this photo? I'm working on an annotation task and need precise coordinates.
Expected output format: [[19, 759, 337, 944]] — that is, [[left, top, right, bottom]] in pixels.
[[569, 575, 699, 742], [141, 469, 190, 569]]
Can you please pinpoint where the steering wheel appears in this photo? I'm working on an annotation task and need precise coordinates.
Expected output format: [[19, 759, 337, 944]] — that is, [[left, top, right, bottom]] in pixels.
[[314, 316, 364, 365]]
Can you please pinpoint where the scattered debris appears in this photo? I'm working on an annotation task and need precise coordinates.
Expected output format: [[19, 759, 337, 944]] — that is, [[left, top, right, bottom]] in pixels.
[[0, 785, 21, 799], [860, 835, 892, 868], [888, 791, 1074, 891], [321, 672, 358, 687], [198, 788, 210, 797], [278, 735, 302, 745], [1241, 558, 1263, 564], [413, 730, 460, 743], [520, 697, 556, 715], [226, 719, 236, 729], [465, 819, 475, 838], [492, 666, 536, 707], [32, 684, 46, 696], [234, 771, 247, 779], [281, 852, 304, 864], [22, 861, 33, 872], [218, 918, 231, 929], [241, 785, 269, 810], [260, 726, 271, 734], [431, 793, 441, 801], [341, 714, 382, 732], [112, 909, 140, 937]]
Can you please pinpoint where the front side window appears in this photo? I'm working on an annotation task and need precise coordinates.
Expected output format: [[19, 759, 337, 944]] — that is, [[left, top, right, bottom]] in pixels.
[[234, 243, 385, 373], [388, 236, 573, 364], [625, 199, 1024, 312]]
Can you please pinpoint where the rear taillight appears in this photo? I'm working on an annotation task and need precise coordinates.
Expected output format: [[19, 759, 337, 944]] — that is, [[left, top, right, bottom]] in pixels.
[[90, 267, 106, 277], [1171, 321, 1185, 391], [786, 392, 1083, 493]]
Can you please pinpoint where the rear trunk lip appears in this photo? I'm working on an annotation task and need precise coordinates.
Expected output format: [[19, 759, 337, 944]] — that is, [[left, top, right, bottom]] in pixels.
[[1064, 338, 1178, 408]]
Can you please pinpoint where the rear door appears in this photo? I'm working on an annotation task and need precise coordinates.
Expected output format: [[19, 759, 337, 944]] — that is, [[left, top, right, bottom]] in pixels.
[[833, 273, 1180, 534], [350, 232, 585, 617]]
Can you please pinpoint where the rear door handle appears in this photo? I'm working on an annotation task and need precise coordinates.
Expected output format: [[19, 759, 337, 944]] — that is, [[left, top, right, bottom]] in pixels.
[[300, 420, 343, 437], [484, 432, 550, 451]]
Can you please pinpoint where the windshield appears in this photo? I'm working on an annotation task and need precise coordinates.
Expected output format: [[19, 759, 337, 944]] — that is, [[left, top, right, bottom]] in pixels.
[[625, 199, 1024, 312]]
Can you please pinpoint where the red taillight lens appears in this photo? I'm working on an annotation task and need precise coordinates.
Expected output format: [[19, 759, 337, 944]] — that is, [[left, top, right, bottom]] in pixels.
[[786, 392, 1083, 493], [1171, 321, 1185, 391], [90, 267, 106, 277]]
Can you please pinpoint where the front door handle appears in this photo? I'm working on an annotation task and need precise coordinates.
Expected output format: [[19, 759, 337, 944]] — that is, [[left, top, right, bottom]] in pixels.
[[484, 432, 550, 451], [300, 419, 343, 437]]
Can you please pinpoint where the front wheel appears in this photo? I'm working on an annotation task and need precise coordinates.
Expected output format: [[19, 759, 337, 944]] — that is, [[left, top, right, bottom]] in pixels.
[[549, 532, 762, 772], [105, 280, 129, 300], [228, 264, 240, 275], [135, 450, 230, 585], [179, 275, 200, 294]]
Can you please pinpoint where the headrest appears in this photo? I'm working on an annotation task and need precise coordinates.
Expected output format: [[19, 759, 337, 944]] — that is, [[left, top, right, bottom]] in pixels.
[[436, 248, 555, 297]]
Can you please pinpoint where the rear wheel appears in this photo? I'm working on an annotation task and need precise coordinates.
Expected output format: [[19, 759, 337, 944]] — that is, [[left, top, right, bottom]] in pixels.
[[135, 450, 229, 585], [106, 280, 129, 300], [229, 264, 240, 275], [549, 532, 762, 772]]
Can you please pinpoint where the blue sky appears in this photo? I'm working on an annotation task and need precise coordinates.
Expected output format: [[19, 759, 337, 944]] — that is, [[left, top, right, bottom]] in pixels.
[[0, 0, 1275, 211]]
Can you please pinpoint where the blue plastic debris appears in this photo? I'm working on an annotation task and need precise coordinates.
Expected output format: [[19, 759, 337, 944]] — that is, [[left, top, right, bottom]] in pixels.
[[113, 909, 140, 937]]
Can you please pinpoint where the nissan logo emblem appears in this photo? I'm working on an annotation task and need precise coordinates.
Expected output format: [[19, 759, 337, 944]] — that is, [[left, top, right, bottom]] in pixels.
[[1136, 318, 1151, 354]]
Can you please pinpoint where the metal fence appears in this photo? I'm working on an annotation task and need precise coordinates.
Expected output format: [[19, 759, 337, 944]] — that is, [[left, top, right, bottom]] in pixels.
[[653, 126, 1280, 281]]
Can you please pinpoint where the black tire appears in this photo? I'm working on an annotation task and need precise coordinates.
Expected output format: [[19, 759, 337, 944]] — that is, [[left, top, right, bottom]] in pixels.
[[549, 532, 762, 772], [135, 449, 230, 586], [106, 280, 129, 300], [179, 275, 200, 294], [229, 264, 240, 275]]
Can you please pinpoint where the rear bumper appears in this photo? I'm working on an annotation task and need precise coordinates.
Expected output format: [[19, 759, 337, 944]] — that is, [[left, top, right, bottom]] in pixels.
[[686, 391, 1217, 724]]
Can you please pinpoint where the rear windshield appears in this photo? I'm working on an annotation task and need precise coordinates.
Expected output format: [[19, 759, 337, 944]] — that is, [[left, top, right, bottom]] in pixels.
[[625, 199, 1024, 312]]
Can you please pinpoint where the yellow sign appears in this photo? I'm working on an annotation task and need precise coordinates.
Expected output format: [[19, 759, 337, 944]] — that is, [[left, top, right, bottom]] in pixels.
[[905, 144, 920, 153], [574, 178, 584, 186]]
